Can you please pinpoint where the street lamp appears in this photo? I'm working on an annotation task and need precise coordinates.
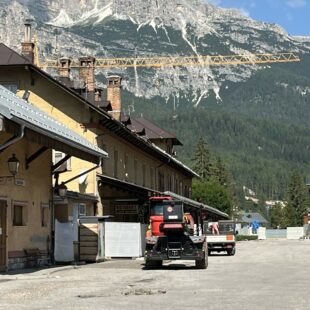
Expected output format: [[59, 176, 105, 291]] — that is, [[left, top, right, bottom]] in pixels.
[[57, 183, 67, 198], [7, 154, 20, 176]]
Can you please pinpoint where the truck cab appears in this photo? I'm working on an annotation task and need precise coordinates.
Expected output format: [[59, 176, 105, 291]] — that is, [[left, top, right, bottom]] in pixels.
[[204, 220, 236, 256]]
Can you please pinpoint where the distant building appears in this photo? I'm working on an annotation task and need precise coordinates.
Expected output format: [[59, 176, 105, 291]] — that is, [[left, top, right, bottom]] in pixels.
[[238, 212, 269, 227]]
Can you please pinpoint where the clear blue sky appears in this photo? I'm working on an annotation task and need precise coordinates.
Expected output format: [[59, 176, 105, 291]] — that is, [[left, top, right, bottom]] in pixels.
[[206, 0, 310, 36]]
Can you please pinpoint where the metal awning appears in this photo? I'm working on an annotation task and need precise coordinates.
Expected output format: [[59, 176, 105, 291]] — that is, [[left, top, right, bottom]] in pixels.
[[98, 174, 161, 197], [164, 191, 229, 219], [0, 85, 108, 163]]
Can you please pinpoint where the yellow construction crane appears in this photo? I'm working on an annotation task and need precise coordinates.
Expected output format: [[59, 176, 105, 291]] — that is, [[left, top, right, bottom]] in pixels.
[[39, 52, 300, 69]]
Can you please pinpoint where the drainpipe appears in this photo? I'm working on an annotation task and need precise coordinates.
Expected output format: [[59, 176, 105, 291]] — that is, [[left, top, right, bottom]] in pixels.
[[0, 122, 25, 152]]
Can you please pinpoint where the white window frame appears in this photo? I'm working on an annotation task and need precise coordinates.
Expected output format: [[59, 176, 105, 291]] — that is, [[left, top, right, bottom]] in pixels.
[[53, 150, 72, 171], [79, 203, 87, 216]]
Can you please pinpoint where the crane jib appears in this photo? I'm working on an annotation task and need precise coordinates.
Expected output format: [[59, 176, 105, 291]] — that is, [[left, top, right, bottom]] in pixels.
[[41, 53, 300, 69]]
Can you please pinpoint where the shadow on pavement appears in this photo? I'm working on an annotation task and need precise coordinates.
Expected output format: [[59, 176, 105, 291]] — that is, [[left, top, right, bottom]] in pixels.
[[0, 263, 71, 276]]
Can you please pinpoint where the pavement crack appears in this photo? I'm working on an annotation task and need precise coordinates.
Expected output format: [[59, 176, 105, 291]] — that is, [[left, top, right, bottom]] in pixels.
[[122, 288, 166, 296]]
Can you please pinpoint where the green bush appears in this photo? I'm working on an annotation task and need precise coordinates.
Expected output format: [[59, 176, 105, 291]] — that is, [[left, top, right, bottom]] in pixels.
[[236, 235, 258, 241]]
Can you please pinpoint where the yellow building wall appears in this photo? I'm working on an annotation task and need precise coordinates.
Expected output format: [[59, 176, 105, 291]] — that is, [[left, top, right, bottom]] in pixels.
[[99, 133, 192, 196], [0, 68, 99, 198], [0, 134, 52, 254], [0, 67, 193, 220]]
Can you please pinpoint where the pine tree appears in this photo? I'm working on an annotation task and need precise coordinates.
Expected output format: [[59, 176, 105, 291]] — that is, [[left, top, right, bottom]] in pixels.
[[270, 203, 285, 228], [214, 157, 229, 187], [192, 179, 233, 217], [286, 171, 310, 226], [192, 137, 213, 181]]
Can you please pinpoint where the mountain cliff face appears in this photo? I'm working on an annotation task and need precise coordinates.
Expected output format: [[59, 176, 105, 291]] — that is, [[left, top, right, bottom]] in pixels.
[[1, 0, 310, 199], [1, 0, 310, 106]]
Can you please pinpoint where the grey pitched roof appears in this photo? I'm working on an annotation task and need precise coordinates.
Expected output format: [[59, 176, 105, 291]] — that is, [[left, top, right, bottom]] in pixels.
[[0, 85, 108, 160], [152, 143, 199, 178], [0, 43, 30, 65], [239, 212, 268, 224], [129, 117, 182, 146]]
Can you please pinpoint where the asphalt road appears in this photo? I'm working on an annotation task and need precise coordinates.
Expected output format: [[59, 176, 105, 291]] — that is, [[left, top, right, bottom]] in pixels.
[[1, 239, 310, 310]]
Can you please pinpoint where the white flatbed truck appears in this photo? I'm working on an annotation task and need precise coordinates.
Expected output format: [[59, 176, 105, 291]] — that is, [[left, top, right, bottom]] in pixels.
[[204, 220, 236, 256]]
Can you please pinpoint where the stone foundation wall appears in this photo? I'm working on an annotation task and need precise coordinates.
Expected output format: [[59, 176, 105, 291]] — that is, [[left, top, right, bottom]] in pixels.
[[8, 250, 50, 271]]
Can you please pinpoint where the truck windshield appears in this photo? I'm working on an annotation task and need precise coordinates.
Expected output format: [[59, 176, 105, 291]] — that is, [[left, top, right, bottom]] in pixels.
[[204, 221, 235, 235], [150, 203, 163, 216], [219, 222, 235, 234]]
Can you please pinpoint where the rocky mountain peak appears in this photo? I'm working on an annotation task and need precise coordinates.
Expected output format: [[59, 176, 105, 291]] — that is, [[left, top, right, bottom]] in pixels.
[[0, 0, 309, 107]]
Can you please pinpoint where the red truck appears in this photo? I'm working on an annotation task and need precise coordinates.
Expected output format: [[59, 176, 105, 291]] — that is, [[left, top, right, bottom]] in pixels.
[[144, 196, 208, 269]]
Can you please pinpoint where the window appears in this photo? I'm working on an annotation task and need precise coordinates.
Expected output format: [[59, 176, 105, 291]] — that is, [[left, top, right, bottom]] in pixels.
[[13, 203, 27, 226], [79, 204, 86, 216], [150, 167, 154, 189], [124, 153, 129, 180], [41, 203, 49, 227], [167, 174, 172, 191], [167, 145, 171, 154], [114, 149, 118, 178], [142, 163, 146, 187], [53, 151, 71, 171], [101, 144, 108, 172], [134, 158, 138, 184], [175, 178, 178, 194], [158, 171, 165, 192], [184, 185, 188, 198]]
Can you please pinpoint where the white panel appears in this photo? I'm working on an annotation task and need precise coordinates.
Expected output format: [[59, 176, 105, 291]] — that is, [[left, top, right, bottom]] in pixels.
[[257, 227, 266, 240], [287, 227, 304, 240], [105, 222, 141, 258], [54, 220, 74, 262]]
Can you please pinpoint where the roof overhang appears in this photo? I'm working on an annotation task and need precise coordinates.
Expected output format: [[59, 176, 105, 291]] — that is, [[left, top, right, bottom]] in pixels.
[[0, 85, 108, 164], [164, 191, 229, 219], [98, 174, 161, 197]]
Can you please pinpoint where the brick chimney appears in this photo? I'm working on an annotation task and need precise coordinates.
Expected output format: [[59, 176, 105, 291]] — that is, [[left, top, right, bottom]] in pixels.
[[107, 75, 122, 121], [58, 58, 71, 78], [21, 22, 35, 63], [95, 89, 101, 103], [79, 56, 96, 92]]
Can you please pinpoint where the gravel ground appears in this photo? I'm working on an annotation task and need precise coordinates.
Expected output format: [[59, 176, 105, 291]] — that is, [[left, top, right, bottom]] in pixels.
[[1, 239, 310, 310]]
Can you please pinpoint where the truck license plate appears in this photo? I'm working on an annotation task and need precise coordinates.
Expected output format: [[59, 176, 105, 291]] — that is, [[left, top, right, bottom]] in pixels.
[[168, 249, 181, 258]]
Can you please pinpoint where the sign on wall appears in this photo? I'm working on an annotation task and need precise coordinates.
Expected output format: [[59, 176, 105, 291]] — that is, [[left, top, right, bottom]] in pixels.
[[114, 204, 139, 215]]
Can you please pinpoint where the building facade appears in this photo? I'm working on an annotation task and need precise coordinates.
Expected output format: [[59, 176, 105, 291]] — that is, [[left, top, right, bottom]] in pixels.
[[0, 85, 106, 271]]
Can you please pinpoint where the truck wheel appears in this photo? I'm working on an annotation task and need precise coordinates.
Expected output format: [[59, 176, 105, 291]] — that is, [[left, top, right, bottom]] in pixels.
[[227, 248, 236, 256], [195, 256, 207, 269]]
